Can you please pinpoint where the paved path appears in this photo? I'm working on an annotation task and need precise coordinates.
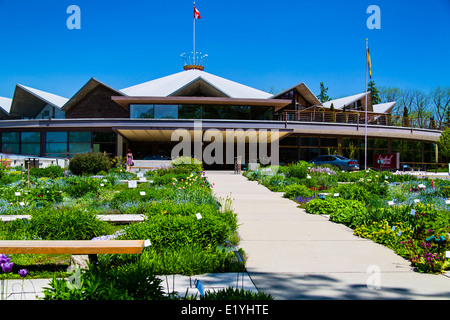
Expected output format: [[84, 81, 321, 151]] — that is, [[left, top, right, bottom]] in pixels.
[[206, 171, 450, 300]]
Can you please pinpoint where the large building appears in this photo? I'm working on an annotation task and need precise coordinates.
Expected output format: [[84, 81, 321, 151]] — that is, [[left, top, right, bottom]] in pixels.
[[0, 66, 443, 170]]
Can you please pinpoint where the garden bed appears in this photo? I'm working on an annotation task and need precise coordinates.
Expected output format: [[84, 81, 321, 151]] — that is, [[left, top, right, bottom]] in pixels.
[[0, 155, 268, 300], [243, 162, 450, 274]]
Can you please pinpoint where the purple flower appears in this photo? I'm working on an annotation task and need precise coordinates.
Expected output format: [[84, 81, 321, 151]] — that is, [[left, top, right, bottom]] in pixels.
[[0, 254, 10, 264], [1, 261, 13, 273], [18, 269, 28, 278]]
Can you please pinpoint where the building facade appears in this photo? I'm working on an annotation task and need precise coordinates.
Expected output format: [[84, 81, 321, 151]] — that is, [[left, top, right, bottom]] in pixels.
[[0, 68, 443, 170]]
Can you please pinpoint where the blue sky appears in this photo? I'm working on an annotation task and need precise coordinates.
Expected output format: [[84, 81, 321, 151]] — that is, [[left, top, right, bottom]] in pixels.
[[0, 0, 449, 100]]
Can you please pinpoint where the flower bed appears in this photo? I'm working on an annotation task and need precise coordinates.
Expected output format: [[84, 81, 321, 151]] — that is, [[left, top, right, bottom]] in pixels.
[[244, 164, 450, 274], [0, 161, 264, 300]]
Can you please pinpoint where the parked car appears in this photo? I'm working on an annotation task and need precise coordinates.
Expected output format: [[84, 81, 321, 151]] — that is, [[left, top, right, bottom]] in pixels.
[[309, 155, 359, 171]]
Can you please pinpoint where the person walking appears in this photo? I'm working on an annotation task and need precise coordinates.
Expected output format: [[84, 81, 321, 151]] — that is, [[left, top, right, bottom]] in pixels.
[[126, 149, 133, 172]]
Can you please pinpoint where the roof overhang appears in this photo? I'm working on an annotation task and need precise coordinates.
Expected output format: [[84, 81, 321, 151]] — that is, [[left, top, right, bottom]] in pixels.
[[111, 96, 292, 112], [115, 128, 291, 143], [270, 82, 322, 106], [62, 78, 126, 112], [9, 85, 56, 118]]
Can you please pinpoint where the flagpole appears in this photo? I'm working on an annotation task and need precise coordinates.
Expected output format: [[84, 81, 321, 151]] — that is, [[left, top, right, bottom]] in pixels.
[[365, 38, 368, 171], [193, 2, 196, 66]]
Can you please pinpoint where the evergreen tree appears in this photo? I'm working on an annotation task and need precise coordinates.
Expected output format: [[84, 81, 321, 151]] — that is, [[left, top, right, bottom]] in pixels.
[[317, 82, 331, 103], [368, 80, 381, 105], [403, 106, 410, 127]]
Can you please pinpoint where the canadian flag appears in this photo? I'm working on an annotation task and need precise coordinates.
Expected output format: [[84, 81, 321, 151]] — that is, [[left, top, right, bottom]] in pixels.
[[194, 6, 201, 19]]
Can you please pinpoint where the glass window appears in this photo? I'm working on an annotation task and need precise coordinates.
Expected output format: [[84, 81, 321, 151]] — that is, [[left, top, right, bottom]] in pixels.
[[279, 147, 298, 165], [1, 143, 19, 154], [154, 105, 178, 119], [46, 143, 67, 155], [2, 132, 20, 143], [69, 131, 91, 143], [179, 105, 202, 119], [1, 132, 20, 154], [93, 143, 116, 154], [300, 137, 319, 147], [93, 132, 116, 143], [280, 136, 297, 146], [130, 104, 154, 119], [46, 132, 67, 143], [251, 106, 274, 120], [21, 143, 40, 156], [69, 143, 91, 154], [300, 148, 319, 161], [321, 137, 338, 147], [21, 132, 40, 143], [228, 106, 251, 120], [202, 105, 227, 119]]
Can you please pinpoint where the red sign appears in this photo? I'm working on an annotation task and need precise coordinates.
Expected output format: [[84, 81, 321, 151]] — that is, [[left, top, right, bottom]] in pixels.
[[374, 153, 400, 169]]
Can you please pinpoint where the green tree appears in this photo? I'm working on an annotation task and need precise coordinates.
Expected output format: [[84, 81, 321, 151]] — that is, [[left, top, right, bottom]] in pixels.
[[403, 106, 410, 127], [317, 82, 331, 103], [368, 80, 381, 105], [437, 127, 450, 158]]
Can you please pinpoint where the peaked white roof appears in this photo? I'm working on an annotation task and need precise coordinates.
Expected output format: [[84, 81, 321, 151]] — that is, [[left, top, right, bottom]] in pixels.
[[18, 84, 69, 108], [0, 97, 12, 114], [373, 102, 396, 114], [322, 92, 369, 109], [120, 69, 272, 99]]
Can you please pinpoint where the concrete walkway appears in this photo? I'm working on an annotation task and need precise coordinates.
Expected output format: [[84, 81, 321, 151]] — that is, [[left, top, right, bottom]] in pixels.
[[206, 171, 450, 300]]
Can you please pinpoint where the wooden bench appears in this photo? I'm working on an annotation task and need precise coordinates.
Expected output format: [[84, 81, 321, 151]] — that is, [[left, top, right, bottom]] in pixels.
[[0, 240, 147, 263]]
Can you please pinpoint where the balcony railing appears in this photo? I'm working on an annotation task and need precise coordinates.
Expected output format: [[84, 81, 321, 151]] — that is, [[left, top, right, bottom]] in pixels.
[[279, 110, 447, 131]]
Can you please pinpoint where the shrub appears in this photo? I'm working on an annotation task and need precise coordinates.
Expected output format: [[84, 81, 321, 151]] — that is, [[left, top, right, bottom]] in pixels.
[[29, 165, 64, 179], [283, 184, 314, 199], [69, 152, 111, 175], [30, 207, 113, 240], [42, 261, 166, 300], [63, 176, 102, 198], [122, 245, 242, 275], [283, 161, 309, 180], [171, 156, 203, 173], [123, 204, 237, 251], [334, 183, 373, 203], [305, 197, 367, 226]]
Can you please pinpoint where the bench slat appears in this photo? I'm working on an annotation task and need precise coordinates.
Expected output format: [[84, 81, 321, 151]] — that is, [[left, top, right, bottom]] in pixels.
[[0, 240, 145, 255]]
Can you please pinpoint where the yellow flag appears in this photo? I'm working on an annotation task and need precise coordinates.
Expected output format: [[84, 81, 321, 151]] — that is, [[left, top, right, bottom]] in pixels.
[[367, 46, 372, 79]]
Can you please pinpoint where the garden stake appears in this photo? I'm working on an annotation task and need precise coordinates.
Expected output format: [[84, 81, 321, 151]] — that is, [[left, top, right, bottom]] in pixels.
[[27, 161, 30, 188]]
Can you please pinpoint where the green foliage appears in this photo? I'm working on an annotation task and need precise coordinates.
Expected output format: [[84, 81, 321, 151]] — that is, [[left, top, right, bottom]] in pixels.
[[200, 287, 274, 300], [115, 245, 243, 276], [368, 80, 381, 105], [30, 207, 113, 240], [437, 127, 450, 159], [334, 183, 374, 204], [171, 156, 203, 173], [305, 197, 367, 226], [283, 161, 309, 180], [123, 212, 235, 251], [69, 152, 111, 176], [317, 82, 331, 103], [283, 184, 315, 199], [29, 165, 64, 179], [42, 261, 166, 300], [63, 176, 102, 198]]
